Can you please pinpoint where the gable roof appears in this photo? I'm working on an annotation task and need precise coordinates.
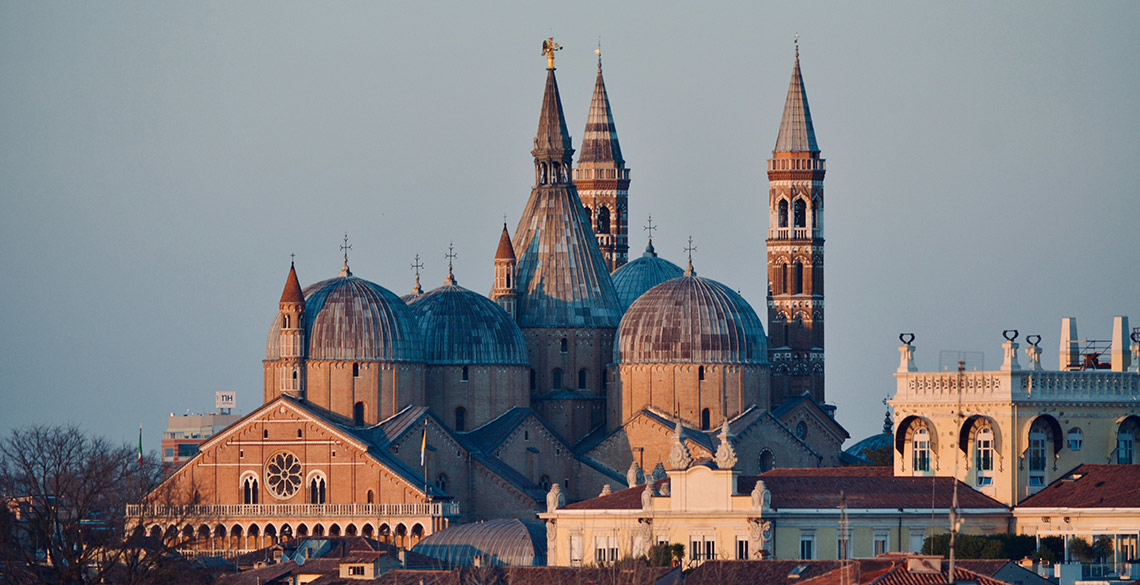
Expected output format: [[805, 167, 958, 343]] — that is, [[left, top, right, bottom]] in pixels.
[[772, 393, 850, 440], [749, 468, 1006, 510], [1018, 464, 1140, 508]]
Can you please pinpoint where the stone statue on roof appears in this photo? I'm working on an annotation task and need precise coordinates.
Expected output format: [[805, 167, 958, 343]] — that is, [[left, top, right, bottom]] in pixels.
[[546, 482, 565, 511], [627, 461, 644, 487]]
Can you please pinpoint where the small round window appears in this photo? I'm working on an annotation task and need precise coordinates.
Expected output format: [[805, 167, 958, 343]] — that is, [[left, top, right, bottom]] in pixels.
[[796, 421, 807, 439], [265, 451, 303, 499]]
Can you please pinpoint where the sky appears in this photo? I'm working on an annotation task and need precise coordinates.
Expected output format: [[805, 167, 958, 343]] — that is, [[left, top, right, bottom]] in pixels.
[[2, 2, 1138, 454]]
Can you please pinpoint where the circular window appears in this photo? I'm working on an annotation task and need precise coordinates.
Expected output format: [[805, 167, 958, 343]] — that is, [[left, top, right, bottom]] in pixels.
[[796, 421, 807, 439], [265, 451, 303, 499]]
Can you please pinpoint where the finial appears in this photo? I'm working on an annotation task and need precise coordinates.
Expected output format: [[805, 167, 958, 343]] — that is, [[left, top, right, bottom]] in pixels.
[[542, 37, 562, 70], [410, 254, 424, 294], [643, 214, 658, 256], [596, 38, 602, 70], [339, 233, 352, 277], [882, 396, 892, 435], [795, 33, 799, 58], [444, 242, 458, 285], [290, 252, 295, 267], [684, 235, 697, 276]]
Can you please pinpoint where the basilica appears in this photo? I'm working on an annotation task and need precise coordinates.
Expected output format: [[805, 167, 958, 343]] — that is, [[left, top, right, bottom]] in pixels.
[[138, 41, 849, 556]]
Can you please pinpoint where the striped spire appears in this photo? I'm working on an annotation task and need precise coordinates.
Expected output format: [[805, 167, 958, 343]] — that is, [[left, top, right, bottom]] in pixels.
[[577, 56, 624, 165]]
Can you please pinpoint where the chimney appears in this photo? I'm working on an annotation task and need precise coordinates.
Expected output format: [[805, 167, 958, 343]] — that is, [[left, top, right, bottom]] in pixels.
[[1111, 316, 1131, 372], [1059, 318, 1080, 371]]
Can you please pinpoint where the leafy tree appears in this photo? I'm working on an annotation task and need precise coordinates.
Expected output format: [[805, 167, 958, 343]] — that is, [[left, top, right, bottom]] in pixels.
[[1092, 535, 1113, 562], [646, 542, 684, 567], [858, 443, 894, 466], [922, 533, 1036, 560], [1069, 537, 1096, 563]]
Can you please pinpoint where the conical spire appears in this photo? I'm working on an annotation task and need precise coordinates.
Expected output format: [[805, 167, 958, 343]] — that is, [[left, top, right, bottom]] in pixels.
[[774, 43, 820, 153], [532, 69, 574, 164], [577, 56, 624, 165], [495, 223, 516, 260], [514, 51, 623, 329], [280, 262, 305, 303]]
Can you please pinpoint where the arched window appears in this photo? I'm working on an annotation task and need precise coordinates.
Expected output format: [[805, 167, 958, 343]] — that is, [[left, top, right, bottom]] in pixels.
[[552, 369, 563, 391], [778, 200, 789, 228], [366, 490, 374, 504], [1028, 426, 1048, 491], [352, 363, 359, 377], [759, 450, 775, 473], [435, 473, 449, 493], [560, 338, 568, 353], [975, 428, 994, 486], [776, 264, 786, 295], [584, 206, 592, 225], [1067, 428, 1083, 451], [454, 407, 467, 432], [309, 475, 327, 505], [1118, 419, 1139, 464], [792, 261, 804, 295], [353, 402, 365, 427], [505, 272, 511, 288], [912, 428, 930, 472], [698, 366, 705, 381], [597, 206, 611, 234], [701, 408, 711, 431], [578, 368, 588, 390], [811, 198, 819, 229], [461, 366, 469, 382], [793, 199, 807, 228], [242, 475, 259, 505], [539, 475, 551, 491], [530, 369, 536, 390], [283, 315, 290, 328]]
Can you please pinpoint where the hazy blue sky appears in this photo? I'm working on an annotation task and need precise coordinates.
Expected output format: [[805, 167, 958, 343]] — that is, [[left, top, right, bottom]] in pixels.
[[2, 2, 1138, 453]]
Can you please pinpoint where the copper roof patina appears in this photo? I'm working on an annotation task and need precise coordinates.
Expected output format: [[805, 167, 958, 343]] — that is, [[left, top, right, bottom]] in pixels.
[[616, 274, 768, 365], [408, 284, 528, 365]]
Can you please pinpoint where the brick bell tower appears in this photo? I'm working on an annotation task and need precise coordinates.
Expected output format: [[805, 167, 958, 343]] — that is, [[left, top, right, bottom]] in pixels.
[[767, 42, 826, 406], [573, 51, 630, 272]]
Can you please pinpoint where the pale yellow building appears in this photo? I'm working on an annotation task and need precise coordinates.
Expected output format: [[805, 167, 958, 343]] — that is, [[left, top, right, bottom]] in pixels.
[[540, 465, 1009, 567], [891, 317, 1140, 506]]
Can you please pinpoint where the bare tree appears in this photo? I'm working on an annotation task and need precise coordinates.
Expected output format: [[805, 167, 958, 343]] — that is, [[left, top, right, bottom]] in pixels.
[[0, 424, 206, 585]]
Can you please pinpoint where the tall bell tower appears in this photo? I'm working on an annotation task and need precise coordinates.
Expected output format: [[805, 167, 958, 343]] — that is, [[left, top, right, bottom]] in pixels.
[[767, 42, 826, 406]]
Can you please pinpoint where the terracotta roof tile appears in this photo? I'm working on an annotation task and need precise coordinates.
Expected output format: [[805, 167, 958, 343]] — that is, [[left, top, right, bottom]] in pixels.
[[752, 469, 1005, 510], [495, 224, 516, 260], [684, 560, 846, 585], [562, 478, 667, 510], [280, 263, 305, 303], [774, 48, 820, 153], [1018, 464, 1140, 508]]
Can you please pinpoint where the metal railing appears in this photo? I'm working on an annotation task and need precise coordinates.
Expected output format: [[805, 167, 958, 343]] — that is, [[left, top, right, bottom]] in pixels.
[[127, 501, 460, 519]]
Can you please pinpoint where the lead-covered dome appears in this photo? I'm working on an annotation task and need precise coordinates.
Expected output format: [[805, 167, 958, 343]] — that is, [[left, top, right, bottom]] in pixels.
[[611, 241, 684, 311], [617, 274, 768, 365], [266, 275, 425, 362], [408, 284, 529, 365]]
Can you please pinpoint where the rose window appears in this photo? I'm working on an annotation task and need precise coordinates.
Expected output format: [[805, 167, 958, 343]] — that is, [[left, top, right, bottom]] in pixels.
[[265, 451, 302, 499]]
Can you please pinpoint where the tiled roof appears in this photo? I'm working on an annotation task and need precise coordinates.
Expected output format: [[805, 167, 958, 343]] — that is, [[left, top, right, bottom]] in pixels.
[[1017, 464, 1140, 508], [750, 468, 1006, 510], [562, 478, 668, 510], [577, 59, 624, 165], [495, 224, 516, 260], [774, 48, 820, 153], [684, 560, 848, 585], [408, 284, 528, 365], [617, 275, 768, 365], [512, 66, 622, 330], [216, 561, 298, 585], [461, 407, 536, 453], [280, 263, 305, 303]]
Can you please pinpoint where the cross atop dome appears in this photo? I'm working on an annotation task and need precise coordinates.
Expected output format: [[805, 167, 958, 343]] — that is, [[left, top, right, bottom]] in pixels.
[[684, 236, 697, 276], [444, 242, 458, 285], [410, 253, 424, 295], [339, 233, 353, 277]]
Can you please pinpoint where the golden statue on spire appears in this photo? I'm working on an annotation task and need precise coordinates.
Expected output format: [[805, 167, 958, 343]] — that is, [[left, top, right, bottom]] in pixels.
[[542, 37, 562, 69]]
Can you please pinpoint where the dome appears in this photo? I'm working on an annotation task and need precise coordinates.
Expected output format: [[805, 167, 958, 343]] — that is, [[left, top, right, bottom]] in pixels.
[[408, 284, 528, 365], [617, 274, 768, 365], [266, 275, 425, 362], [611, 242, 684, 311], [412, 519, 546, 567]]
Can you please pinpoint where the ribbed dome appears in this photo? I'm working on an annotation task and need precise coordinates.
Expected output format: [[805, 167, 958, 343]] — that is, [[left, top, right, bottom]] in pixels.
[[611, 244, 684, 311], [412, 519, 546, 567], [617, 274, 768, 365], [266, 276, 424, 362], [408, 284, 528, 365]]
